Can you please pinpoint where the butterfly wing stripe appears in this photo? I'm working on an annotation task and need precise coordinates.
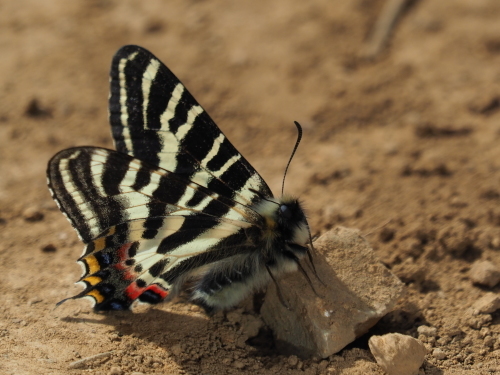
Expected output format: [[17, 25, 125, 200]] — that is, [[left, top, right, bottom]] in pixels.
[[160, 83, 184, 129], [48, 150, 93, 242], [116, 51, 138, 154], [142, 58, 161, 128]]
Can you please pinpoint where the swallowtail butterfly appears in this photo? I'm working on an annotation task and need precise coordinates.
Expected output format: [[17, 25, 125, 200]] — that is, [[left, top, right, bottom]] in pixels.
[[47, 45, 312, 313]]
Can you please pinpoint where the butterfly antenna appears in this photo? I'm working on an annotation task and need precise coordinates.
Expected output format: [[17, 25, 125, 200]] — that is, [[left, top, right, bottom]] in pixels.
[[281, 121, 303, 196], [265, 264, 291, 310]]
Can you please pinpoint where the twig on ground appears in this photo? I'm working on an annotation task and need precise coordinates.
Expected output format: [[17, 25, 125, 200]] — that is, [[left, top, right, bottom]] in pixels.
[[68, 351, 114, 369], [359, 0, 416, 60]]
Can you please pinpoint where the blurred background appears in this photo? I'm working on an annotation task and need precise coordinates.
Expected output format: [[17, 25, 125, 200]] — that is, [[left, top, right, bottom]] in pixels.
[[1, 0, 500, 373]]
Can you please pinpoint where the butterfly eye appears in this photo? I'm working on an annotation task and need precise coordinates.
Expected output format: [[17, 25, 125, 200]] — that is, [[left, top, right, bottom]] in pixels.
[[280, 204, 292, 220]]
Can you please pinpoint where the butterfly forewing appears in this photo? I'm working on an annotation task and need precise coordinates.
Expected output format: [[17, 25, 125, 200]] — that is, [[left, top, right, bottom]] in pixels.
[[109, 45, 272, 206]]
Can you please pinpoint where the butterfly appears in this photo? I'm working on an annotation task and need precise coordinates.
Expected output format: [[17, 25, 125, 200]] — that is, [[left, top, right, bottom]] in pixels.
[[47, 45, 312, 314]]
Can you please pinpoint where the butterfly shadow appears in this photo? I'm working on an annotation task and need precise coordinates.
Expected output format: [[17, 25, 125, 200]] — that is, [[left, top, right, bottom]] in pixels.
[[59, 302, 259, 374]]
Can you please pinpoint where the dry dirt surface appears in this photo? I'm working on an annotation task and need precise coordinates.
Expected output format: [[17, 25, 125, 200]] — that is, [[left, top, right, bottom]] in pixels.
[[1, 0, 500, 374]]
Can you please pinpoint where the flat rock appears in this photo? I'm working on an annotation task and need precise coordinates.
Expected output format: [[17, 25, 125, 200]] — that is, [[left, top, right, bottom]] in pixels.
[[261, 227, 405, 358], [369, 333, 427, 375], [472, 292, 500, 314], [469, 260, 500, 287]]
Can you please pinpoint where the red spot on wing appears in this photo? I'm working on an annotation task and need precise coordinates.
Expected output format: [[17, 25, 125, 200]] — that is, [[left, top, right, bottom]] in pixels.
[[116, 243, 133, 264], [125, 282, 169, 301], [113, 243, 136, 280], [125, 282, 143, 300], [146, 284, 169, 299]]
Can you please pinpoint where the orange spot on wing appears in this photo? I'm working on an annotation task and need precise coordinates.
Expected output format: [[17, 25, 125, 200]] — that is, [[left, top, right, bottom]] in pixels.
[[84, 255, 100, 274], [87, 289, 105, 304], [83, 276, 102, 286], [93, 237, 106, 252]]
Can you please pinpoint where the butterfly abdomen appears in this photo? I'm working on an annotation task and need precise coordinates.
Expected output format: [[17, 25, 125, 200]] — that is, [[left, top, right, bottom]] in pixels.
[[189, 197, 310, 313]]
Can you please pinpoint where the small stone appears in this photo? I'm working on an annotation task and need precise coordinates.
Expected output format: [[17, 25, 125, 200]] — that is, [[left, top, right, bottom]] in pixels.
[[369, 333, 427, 375], [469, 260, 500, 287], [233, 361, 245, 369], [484, 336, 495, 347], [432, 348, 446, 360], [417, 325, 437, 337], [226, 310, 243, 325], [189, 305, 202, 312], [449, 196, 468, 208], [27, 297, 42, 306], [23, 207, 44, 222], [491, 237, 500, 250], [287, 355, 299, 367], [318, 360, 329, 371], [170, 344, 182, 357], [472, 292, 500, 314], [240, 315, 263, 339], [108, 367, 123, 375], [467, 313, 492, 329], [41, 244, 57, 252]]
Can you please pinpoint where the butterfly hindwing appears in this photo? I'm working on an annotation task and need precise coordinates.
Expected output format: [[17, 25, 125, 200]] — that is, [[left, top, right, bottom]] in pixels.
[[48, 146, 266, 310]]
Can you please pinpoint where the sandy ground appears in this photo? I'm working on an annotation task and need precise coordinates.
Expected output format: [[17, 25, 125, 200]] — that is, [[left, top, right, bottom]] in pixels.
[[1, 0, 500, 374]]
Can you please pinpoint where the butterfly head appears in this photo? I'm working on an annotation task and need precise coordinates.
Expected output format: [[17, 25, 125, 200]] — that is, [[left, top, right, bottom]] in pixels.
[[278, 196, 310, 257], [256, 196, 310, 259]]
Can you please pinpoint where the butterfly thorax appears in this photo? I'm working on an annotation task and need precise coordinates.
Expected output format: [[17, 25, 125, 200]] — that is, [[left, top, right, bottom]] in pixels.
[[253, 196, 309, 262]]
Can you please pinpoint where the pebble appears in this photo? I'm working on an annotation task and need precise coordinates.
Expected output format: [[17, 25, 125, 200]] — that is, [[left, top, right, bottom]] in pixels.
[[417, 325, 437, 337], [369, 333, 427, 375], [288, 355, 299, 367], [27, 297, 42, 306], [432, 348, 446, 360], [472, 292, 500, 314], [240, 315, 263, 339], [23, 207, 44, 222], [484, 336, 495, 347], [469, 260, 500, 287], [233, 361, 245, 369], [108, 367, 123, 375], [466, 313, 492, 329], [170, 344, 182, 357], [226, 310, 243, 325]]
